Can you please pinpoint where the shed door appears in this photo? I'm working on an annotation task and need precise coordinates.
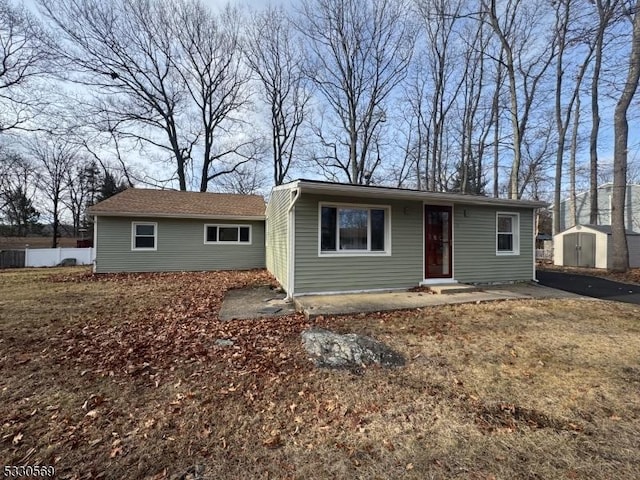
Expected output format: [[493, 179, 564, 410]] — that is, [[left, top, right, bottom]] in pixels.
[[424, 205, 452, 279], [563, 232, 595, 268], [563, 233, 579, 266], [578, 233, 595, 268]]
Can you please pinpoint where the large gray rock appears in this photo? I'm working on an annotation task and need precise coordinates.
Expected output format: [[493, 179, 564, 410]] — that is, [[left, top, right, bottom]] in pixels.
[[301, 328, 405, 369]]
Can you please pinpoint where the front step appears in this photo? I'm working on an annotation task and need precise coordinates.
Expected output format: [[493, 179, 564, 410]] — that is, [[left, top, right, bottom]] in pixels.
[[428, 284, 481, 295]]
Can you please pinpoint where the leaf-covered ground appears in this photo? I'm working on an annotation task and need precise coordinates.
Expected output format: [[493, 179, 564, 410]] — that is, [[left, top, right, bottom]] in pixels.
[[1, 267, 640, 479]]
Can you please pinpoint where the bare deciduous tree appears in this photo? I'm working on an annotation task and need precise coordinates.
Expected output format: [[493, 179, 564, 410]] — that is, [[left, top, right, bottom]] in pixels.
[[611, 4, 640, 272], [40, 0, 253, 192], [298, 0, 416, 184], [0, 0, 52, 133], [64, 159, 98, 236], [217, 162, 268, 195], [27, 134, 77, 247], [589, 0, 621, 224], [482, 0, 557, 199], [552, 0, 595, 233], [455, 13, 493, 194], [416, 0, 465, 191], [245, 5, 309, 186], [171, 1, 255, 192]]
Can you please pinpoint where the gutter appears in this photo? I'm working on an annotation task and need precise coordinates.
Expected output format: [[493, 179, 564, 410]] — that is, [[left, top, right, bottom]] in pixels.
[[88, 212, 266, 221]]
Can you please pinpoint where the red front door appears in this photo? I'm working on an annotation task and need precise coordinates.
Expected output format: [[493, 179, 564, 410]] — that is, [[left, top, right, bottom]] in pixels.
[[424, 205, 452, 279]]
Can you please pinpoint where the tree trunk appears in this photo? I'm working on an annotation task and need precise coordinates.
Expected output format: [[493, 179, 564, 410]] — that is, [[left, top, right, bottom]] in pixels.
[[589, 30, 603, 224], [611, 9, 640, 272], [569, 95, 580, 228], [491, 61, 502, 198]]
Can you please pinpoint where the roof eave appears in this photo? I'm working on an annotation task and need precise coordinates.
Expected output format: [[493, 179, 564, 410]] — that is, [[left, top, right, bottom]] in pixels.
[[295, 181, 547, 208], [88, 211, 266, 221]]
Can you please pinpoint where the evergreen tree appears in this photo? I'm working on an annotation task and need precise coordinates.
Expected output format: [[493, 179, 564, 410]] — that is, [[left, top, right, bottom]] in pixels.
[[2, 187, 41, 235], [97, 171, 128, 202]]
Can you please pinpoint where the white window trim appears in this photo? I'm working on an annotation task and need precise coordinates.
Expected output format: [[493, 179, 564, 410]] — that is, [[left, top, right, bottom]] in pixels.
[[496, 212, 520, 256], [318, 202, 392, 257], [204, 224, 253, 245], [131, 221, 157, 251]]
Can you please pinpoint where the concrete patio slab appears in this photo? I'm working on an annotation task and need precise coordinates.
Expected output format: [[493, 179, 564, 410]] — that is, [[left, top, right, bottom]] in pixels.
[[219, 286, 296, 321], [294, 282, 586, 319]]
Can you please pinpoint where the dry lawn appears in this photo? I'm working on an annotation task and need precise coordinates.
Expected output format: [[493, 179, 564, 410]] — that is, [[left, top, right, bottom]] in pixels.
[[1, 268, 640, 480]]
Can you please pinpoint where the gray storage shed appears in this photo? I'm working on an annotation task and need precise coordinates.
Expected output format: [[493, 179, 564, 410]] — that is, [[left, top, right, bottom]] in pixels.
[[553, 224, 640, 269]]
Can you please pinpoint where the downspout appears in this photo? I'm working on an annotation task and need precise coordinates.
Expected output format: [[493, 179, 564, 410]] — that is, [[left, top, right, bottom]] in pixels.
[[93, 216, 98, 273], [532, 209, 539, 282], [286, 188, 301, 299]]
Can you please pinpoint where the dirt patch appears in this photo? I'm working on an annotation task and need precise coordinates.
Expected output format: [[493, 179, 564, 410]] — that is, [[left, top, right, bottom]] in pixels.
[[474, 402, 586, 434]]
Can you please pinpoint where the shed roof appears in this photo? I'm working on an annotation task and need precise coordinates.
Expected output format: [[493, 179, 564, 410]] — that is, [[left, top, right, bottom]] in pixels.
[[88, 188, 266, 219], [569, 224, 640, 236]]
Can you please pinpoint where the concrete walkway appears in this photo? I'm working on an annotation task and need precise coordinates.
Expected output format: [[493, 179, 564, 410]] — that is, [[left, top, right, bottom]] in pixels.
[[219, 286, 296, 321], [294, 283, 585, 319]]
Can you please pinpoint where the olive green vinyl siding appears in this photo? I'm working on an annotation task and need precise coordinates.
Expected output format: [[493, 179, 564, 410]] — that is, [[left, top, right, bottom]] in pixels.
[[453, 205, 534, 283], [95, 217, 265, 273], [293, 194, 424, 294], [265, 187, 291, 291]]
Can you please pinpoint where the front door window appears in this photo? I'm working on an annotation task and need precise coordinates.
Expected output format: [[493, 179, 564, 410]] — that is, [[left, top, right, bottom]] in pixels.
[[425, 206, 452, 278]]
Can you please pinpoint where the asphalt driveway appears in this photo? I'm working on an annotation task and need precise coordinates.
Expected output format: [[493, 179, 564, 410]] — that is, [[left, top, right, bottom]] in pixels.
[[537, 270, 640, 305]]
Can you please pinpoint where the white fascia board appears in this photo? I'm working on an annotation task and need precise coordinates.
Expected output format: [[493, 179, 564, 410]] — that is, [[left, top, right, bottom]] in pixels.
[[270, 181, 300, 192]]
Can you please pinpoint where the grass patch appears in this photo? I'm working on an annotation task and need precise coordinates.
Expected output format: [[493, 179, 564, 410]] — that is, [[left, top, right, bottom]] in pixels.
[[1, 267, 639, 479]]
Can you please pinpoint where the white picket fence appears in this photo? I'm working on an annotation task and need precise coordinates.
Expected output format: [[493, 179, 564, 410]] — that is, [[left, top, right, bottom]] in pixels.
[[25, 248, 95, 267]]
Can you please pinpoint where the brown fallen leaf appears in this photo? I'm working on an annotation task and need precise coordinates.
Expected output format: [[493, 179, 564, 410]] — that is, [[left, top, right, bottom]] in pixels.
[[263, 435, 282, 449]]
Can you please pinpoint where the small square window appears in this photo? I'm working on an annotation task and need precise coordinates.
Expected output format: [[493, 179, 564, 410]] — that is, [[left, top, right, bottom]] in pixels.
[[206, 226, 217, 242], [132, 222, 156, 250]]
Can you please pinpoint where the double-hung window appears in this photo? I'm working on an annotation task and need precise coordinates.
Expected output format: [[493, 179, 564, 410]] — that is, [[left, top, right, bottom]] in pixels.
[[205, 225, 251, 244], [496, 213, 519, 255], [320, 205, 389, 254], [132, 222, 157, 250]]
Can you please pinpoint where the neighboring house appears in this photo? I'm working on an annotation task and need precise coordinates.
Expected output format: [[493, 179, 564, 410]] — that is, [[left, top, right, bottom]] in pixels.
[[557, 183, 640, 232], [89, 181, 546, 296], [266, 180, 545, 297], [88, 189, 266, 273]]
